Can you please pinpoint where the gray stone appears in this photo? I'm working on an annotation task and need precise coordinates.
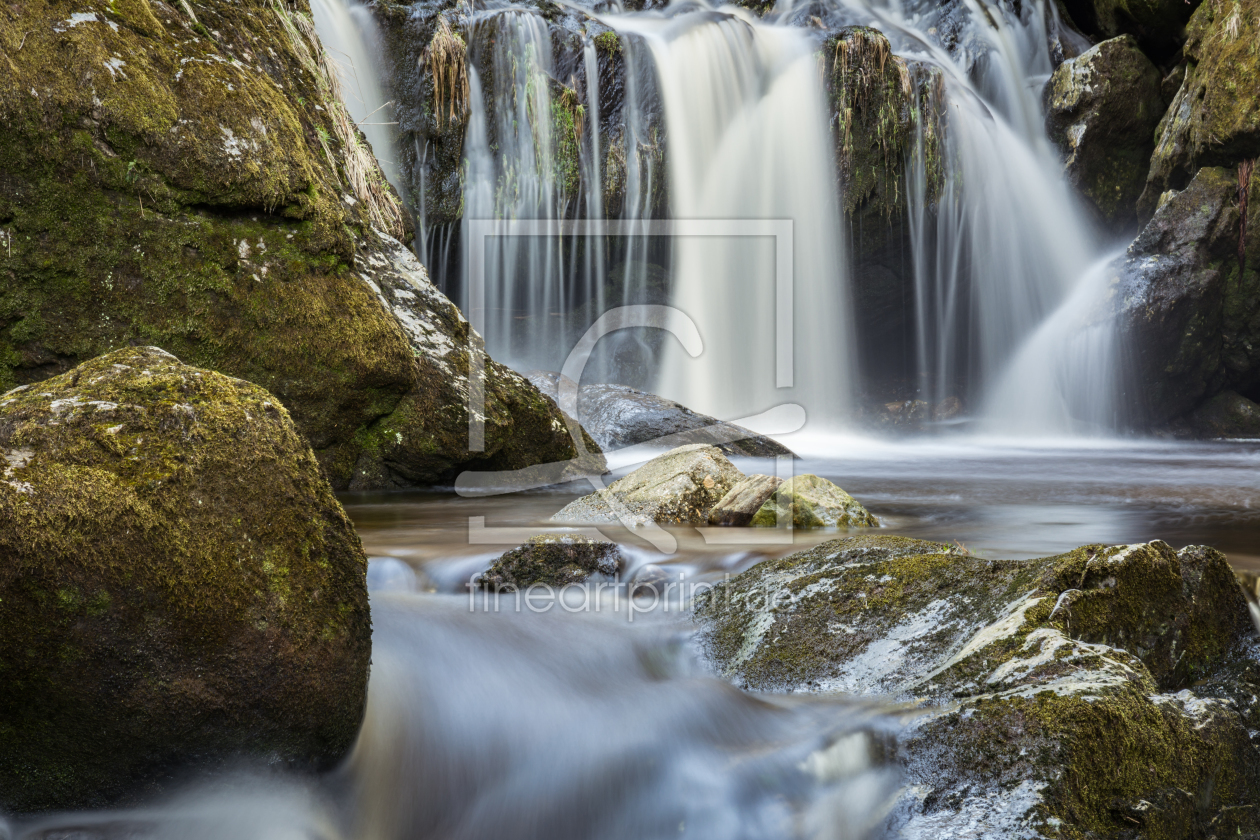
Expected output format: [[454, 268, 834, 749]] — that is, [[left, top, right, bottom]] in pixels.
[[526, 373, 795, 459], [552, 444, 743, 525], [478, 534, 623, 591], [1185, 390, 1260, 437], [708, 474, 784, 526], [1045, 35, 1164, 230], [749, 474, 878, 529], [1108, 167, 1260, 425], [693, 537, 1260, 837]]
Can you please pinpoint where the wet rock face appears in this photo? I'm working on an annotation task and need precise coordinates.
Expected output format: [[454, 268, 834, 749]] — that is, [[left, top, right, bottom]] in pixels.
[[1044, 35, 1164, 230], [694, 537, 1260, 837], [0, 347, 371, 813], [0, 0, 589, 491], [1139, 0, 1260, 216], [1185, 389, 1260, 436], [526, 373, 794, 458], [1061, 0, 1202, 60], [749, 474, 879, 529], [478, 534, 624, 590], [1110, 167, 1260, 426], [552, 443, 743, 525]]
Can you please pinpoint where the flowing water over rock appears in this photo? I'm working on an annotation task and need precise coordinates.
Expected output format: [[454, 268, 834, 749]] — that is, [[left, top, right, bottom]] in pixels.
[[6, 596, 901, 840], [377, 0, 1124, 432]]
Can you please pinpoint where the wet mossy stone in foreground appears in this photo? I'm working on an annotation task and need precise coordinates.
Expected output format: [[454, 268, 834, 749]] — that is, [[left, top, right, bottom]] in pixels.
[[693, 536, 1260, 837], [0, 347, 371, 813]]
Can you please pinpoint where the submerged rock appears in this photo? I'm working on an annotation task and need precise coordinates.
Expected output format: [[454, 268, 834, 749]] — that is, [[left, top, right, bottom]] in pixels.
[[478, 534, 624, 590], [0, 0, 592, 491], [708, 474, 784, 527], [0, 347, 371, 812], [1139, 0, 1260, 217], [1045, 35, 1164, 230], [694, 536, 1260, 837], [526, 373, 794, 458], [749, 474, 878, 529], [552, 444, 742, 525]]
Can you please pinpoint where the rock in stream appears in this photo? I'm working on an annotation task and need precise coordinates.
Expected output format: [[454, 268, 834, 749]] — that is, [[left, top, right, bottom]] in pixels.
[[0, 347, 371, 812]]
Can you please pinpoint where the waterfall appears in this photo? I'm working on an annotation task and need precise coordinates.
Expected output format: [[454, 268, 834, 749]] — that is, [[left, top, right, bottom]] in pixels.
[[398, 0, 1122, 436], [309, 0, 400, 191], [815, 0, 1113, 433], [615, 9, 855, 423]]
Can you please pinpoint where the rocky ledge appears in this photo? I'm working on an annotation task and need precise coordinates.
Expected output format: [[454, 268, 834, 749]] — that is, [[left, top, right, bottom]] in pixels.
[[693, 535, 1260, 837]]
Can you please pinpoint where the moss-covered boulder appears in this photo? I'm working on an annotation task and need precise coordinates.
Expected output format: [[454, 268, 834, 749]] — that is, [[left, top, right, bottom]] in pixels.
[[1138, 0, 1260, 217], [1185, 389, 1260, 436], [0, 347, 371, 813], [749, 474, 878, 529], [552, 443, 742, 525], [1045, 35, 1164, 230], [478, 534, 624, 590], [1110, 166, 1260, 425], [0, 0, 596, 491], [694, 537, 1260, 837]]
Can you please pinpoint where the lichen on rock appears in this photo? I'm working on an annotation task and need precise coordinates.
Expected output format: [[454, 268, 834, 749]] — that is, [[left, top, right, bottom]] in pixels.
[[552, 443, 743, 525], [693, 536, 1260, 837], [749, 473, 879, 529], [1138, 0, 1260, 218], [1044, 35, 1165, 229], [0, 346, 371, 813]]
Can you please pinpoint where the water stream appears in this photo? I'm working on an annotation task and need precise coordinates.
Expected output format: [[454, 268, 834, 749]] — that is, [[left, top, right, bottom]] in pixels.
[[15, 1, 1249, 837]]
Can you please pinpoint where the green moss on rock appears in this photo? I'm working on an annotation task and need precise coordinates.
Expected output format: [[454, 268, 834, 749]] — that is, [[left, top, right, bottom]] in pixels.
[[0, 0, 597, 491], [749, 473, 878, 529], [0, 346, 371, 813], [1139, 0, 1260, 217], [1044, 35, 1165, 229], [478, 534, 624, 590]]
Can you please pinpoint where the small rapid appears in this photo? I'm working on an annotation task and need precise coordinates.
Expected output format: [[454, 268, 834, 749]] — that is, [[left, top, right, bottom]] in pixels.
[[7, 596, 901, 840]]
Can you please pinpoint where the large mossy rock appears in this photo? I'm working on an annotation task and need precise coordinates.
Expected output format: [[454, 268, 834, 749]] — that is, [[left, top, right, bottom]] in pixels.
[[0, 0, 597, 491], [694, 536, 1260, 837], [1139, 0, 1260, 216], [749, 474, 878, 529], [1109, 167, 1260, 425], [823, 27, 947, 392], [0, 347, 371, 813], [552, 443, 742, 525], [1045, 35, 1164, 230]]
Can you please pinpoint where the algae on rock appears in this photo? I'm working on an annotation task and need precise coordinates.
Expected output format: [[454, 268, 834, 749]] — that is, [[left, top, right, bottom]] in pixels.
[[0, 347, 371, 813]]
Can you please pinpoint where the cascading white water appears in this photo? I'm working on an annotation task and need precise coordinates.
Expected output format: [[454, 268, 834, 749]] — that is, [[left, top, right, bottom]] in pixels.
[[814, 0, 1114, 433], [309, 0, 401, 190], [613, 9, 856, 423]]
